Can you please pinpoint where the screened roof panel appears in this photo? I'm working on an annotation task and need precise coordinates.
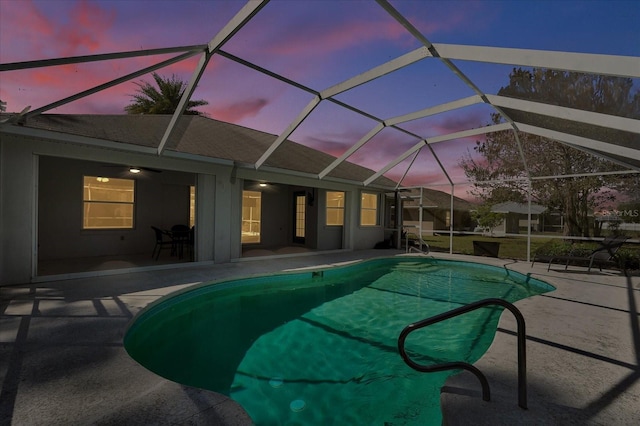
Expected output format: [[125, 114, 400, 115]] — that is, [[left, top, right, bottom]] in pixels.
[[222, 0, 418, 90], [195, 55, 314, 136], [333, 58, 476, 119], [389, 147, 450, 188], [347, 126, 419, 172], [503, 108, 640, 150], [397, 103, 497, 140], [429, 137, 488, 185], [287, 100, 379, 157]]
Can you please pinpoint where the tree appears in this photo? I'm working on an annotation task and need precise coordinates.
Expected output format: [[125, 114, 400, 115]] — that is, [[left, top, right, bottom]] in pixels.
[[124, 73, 208, 115], [472, 204, 505, 236], [460, 68, 639, 237]]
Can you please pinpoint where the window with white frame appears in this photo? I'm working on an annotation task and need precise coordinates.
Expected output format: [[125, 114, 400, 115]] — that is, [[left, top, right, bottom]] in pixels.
[[360, 192, 379, 226], [83, 176, 135, 229], [326, 191, 345, 226]]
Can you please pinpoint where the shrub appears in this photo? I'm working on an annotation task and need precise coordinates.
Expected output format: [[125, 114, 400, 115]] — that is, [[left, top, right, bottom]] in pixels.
[[533, 240, 573, 256], [615, 248, 640, 271]]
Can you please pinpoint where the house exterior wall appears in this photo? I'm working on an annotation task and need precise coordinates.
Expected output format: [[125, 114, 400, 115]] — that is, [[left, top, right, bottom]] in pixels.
[[1, 132, 389, 285], [0, 136, 35, 285], [317, 189, 343, 251], [0, 132, 226, 285], [352, 189, 386, 250]]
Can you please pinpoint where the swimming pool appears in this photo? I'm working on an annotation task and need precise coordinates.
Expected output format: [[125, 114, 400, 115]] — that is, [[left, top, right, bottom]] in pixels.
[[124, 257, 554, 425]]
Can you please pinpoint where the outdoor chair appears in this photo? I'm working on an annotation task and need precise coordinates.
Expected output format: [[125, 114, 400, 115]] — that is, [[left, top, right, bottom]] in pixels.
[[554, 235, 629, 273], [170, 224, 190, 259], [151, 226, 174, 260]]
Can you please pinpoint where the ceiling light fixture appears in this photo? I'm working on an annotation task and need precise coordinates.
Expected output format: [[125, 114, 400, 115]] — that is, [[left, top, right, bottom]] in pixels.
[[129, 167, 141, 174], [259, 182, 267, 187]]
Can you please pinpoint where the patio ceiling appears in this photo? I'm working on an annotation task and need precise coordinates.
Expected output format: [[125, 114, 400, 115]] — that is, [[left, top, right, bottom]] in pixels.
[[1, 0, 639, 190]]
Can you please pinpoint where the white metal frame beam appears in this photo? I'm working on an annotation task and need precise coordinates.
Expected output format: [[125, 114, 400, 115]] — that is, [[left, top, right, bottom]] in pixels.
[[385, 95, 483, 126], [434, 44, 640, 79], [376, 0, 529, 189], [254, 95, 322, 169], [516, 123, 640, 160], [157, 0, 269, 155], [257, 46, 433, 170], [487, 95, 640, 134], [364, 123, 512, 186], [316, 96, 483, 181], [0, 45, 207, 72], [320, 47, 432, 98], [22, 51, 202, 119], [318, 123, 385, 179]]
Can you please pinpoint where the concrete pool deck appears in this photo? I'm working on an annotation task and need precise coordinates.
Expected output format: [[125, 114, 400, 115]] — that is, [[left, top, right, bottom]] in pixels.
[[1, 250, 638, 425]]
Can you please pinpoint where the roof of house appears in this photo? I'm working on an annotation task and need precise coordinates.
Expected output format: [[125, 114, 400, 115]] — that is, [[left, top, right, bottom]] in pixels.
[[16, 114, 397, 188], [401, 187, 474, 211], [491, 201, 547, 215]]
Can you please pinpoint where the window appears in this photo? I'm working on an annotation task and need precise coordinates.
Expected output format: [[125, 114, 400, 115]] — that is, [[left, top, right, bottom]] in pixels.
[[295, 193, 306, 239], [242, 190, 261, 243], [189, 185, 196, 228], [326, 191, 345, 225], [83, 176, 134, 229], [360, 192, 379, 226]]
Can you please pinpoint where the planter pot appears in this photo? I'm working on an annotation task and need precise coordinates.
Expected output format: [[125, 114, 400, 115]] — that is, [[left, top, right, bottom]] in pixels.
[[473, 240, 501, 258]]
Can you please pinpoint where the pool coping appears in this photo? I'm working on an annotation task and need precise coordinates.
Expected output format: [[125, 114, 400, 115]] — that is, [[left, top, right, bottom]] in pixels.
[[1, 250, 638, 425]]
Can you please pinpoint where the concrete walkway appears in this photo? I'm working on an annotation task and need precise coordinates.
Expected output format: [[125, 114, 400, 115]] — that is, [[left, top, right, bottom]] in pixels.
[[440, 254, 640, 426], [1, 250, 638, 425]]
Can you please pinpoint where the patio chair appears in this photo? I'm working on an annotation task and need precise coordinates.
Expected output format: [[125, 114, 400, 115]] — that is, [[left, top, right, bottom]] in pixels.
[[151, 226, 174, 260], [556, 235, 629, 273], [170, 224, 190, 259]]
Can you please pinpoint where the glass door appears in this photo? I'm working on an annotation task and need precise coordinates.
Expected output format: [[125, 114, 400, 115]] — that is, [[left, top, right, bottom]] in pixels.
[[294, 192, 306, 244]]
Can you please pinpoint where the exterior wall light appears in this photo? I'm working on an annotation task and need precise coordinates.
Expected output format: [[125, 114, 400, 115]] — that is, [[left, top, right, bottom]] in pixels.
[[129, 167, 141, 174]]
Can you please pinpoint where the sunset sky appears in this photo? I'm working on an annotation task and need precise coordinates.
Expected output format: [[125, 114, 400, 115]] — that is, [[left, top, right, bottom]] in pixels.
[[1, 0, 638, 188]]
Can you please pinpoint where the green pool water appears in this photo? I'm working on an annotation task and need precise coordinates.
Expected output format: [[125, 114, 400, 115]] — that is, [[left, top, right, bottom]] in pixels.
[[124, 257, 554, 425]]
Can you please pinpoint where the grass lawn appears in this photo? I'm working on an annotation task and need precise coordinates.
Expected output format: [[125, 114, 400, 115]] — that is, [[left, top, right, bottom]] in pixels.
[[410, 233, 640, 272], [416, 234, 552, 260]]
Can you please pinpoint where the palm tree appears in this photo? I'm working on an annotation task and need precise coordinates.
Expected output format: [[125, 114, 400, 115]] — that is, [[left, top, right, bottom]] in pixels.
[[124, 73, 208, 115]]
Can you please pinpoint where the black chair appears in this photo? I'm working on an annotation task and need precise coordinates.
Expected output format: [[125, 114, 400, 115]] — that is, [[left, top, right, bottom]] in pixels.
[[548, 235, 629, 273], [170, 224, 190, 259], [151, 226, 174, 260]]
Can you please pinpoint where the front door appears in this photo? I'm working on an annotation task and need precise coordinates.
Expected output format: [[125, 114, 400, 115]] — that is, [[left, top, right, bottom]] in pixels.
[[293, 191, 306, 244]]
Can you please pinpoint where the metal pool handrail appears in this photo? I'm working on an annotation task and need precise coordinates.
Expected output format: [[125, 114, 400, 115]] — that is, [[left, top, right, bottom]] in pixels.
[[397, 297, 527, 409]]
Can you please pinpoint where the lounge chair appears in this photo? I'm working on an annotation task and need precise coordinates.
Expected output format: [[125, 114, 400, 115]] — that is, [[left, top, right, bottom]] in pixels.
[[553, 235, 629, 273]]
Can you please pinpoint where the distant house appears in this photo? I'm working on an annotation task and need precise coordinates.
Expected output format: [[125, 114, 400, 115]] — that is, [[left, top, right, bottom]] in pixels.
[[0, 114, 397, 285], [490, 202, 547, 234], [400, 187, 474, 236]]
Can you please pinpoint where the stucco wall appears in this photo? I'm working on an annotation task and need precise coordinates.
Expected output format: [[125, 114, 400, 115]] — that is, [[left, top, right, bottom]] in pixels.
[[0, 136, 35, 284], [0, 131, 388, 284]]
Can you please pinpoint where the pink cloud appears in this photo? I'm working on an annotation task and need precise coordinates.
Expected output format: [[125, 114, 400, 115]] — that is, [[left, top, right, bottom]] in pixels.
[[403, 1, 488, 38], [0, 0, 117, 62], [265, 18, 408, 57], [209, 98, 270, 122], [56, 0, 117, 56]]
